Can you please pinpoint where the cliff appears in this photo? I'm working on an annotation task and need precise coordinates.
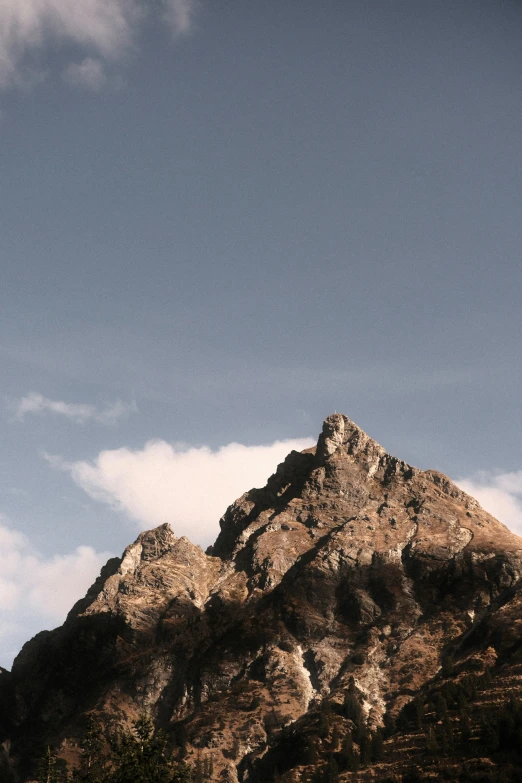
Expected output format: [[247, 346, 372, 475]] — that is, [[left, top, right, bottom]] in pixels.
[[2, 414, 522, 782]]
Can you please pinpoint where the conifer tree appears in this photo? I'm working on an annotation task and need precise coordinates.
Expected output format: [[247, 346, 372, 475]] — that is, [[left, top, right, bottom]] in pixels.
[[359, 731, 372, 766], [425, 726, 438, 755], [325, 754, 339, 783], [413, 696, 424, 729], [383, 713, 396, 736], [343, 679, 364, 732], [203, 754, 214, 780], [72, 716, 108, 782], [107, 714, 193, 783], [480, 712, 499, 755], [371, 729, 385, 762], [432, 692, 448, 718], [340, 732, 359, 772], [330, 724, 339, 752], [460, 710, 472, 747], [403, 769, 422, 783], [456, 687, 469, 712], [194, 751, 204, 783], [37, 746, 62, 783]]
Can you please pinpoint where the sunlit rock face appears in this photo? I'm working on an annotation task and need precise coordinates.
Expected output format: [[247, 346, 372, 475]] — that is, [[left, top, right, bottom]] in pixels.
[[2, 414, 522, 782]]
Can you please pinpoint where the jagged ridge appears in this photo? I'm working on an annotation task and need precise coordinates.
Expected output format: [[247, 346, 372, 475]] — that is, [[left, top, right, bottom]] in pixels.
[[2, 414, 522, 782]]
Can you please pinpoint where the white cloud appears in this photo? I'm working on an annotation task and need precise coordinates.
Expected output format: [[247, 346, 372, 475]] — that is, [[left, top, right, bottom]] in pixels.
[[0, 0, 198, 88], [15, 392, 137, 424], [0, 515, 111, 667], [51, 437, 315, 547], [0, 0, 138, 87], [62, 57, 106, 90], [456, 470, 522, 536]]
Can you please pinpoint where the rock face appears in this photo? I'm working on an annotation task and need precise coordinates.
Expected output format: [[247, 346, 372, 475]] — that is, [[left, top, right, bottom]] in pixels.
[[2, 414, 522, 781]]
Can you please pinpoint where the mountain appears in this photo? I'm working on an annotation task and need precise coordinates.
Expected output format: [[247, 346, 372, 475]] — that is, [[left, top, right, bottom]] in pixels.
[[2, 413, 522, 782]]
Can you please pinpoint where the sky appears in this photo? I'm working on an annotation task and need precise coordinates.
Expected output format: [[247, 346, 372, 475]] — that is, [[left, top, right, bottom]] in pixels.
[[1, 0, 522, 667]]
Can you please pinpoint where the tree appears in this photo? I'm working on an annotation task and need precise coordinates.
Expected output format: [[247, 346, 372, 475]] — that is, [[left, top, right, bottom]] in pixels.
[[107, 714, 179, 783], [432, 692, 448, 719], [480, 712, 499, 755], [425, 726, 438, 755], [37, 747, 63, 783], [439, 717, 454, 757], [383, 713, 396, 736], [193, 751, 204, 783], [413, 696, 424, 729], [103, 714, 193, 783], [359, 731, 372, 766], [330, 724, 339, 752], [340, 732, 359, 773], [343, 681, 364, 732], [318, 703, 330, 739], [456, 687, 469, 712], [171, 763, 194, 783], [72, 717, 108, 782], [460, 710, 472, 747], [203, 754, 214, 780], [371, 729, 385, 762], [39, 715, 195, 783], [403, 769, 422, 783], [325, 755, 339, 783]]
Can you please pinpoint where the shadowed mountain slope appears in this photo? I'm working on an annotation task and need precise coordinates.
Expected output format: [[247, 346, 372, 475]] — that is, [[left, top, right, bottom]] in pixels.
[[2, 414, 522, 782]]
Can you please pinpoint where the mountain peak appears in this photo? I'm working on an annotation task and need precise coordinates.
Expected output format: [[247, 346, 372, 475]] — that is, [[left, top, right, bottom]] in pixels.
[[4, 414, 522, 782], [316, 412, 387, 469]]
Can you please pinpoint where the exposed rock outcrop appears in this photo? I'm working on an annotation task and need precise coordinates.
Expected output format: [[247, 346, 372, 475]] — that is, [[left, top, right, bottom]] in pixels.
[[2, 414, 522, 781]]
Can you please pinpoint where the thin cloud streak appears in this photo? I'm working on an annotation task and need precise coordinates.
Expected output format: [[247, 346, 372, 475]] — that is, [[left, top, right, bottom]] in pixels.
[[14, 392, 137, 425]]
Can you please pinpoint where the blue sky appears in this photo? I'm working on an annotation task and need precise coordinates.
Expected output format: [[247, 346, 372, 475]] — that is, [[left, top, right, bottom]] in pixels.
[[1, 0, 522, 666]]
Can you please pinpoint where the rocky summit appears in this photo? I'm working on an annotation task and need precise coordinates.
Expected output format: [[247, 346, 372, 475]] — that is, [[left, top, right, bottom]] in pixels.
[[2, 414, 522, 782]]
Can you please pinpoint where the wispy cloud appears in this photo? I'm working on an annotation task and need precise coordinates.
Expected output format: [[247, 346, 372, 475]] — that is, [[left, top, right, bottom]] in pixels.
[[62, 57, 106, 90], [15, 392, 137, 425], [48, 437, 315, 547], [0, 0, 198, 89], [456, 470, 522, 537], [0, 514, 111, 668], [162, 0, 198, 37]]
